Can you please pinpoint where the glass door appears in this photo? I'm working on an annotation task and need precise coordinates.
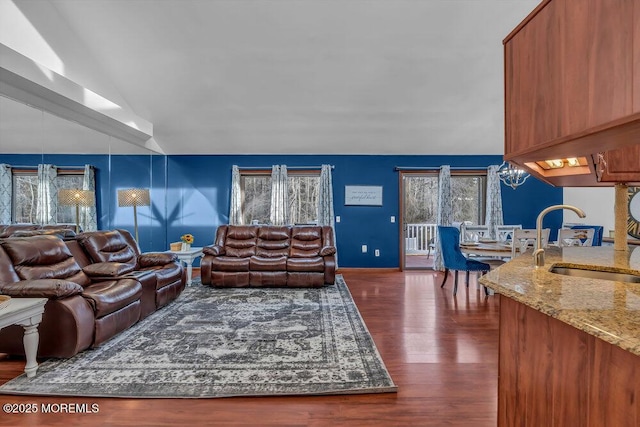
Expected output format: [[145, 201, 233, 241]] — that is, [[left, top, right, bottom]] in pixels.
[[401, 173, 438, 270]]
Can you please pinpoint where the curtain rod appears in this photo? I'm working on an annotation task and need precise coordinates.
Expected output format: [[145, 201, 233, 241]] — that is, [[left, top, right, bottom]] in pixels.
[[238, 165, 334, 170], [5, 165, 91, 170], [394, 166, 489, 171]]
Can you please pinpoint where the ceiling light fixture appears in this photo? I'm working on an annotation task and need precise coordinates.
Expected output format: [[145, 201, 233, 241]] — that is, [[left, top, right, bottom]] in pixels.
[[545, 159, 565, 169], [497, 161, 530, 190]]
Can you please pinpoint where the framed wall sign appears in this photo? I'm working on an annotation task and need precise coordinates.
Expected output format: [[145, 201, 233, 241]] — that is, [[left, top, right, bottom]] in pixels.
[[345, 185, 383, 206]]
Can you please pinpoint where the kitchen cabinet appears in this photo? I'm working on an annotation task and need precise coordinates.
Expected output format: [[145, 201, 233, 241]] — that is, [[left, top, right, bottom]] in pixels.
[[498, 297, 640, 427], [596, 145, 640, 183], [503, 0, 640, 186]]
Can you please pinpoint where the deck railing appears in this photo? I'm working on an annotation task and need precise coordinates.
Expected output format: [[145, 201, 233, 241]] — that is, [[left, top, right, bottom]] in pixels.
[[405, 223, 437, 254]]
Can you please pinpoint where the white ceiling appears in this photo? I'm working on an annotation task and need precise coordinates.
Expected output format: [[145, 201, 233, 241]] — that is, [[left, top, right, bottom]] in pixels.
[[0, 0, 540, 155]]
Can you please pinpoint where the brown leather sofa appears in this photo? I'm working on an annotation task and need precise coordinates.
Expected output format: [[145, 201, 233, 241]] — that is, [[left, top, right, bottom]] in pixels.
[[0, 235, 141, 358], [0, 230, 185, 358], [201, 225, 336, 287], [73, 229, 185, 319]]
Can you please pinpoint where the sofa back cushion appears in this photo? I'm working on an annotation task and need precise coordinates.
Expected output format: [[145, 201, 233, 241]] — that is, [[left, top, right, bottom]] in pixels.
[[0, 224, 39, 238], [290, 226, 322, 258], [78, 230, 137, 270], [0, 235, 90, 286], [224, 226, 257, 257], [256, 226, 290, 257]]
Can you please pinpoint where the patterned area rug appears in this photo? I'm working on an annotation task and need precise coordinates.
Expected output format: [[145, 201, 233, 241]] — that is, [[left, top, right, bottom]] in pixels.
[[0, 275, 396, 398]]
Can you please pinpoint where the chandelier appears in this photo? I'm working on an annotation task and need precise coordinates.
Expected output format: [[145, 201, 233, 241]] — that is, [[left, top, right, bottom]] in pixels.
[[497, 161, 530, 189]]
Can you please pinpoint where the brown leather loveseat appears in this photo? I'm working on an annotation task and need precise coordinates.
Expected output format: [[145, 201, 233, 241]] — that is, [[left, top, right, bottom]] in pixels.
[[0, 230, 185, 358], [200, 225, 336, 287]]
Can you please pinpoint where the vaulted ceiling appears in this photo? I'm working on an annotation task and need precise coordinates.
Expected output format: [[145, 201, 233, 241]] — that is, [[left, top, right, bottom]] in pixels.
[[0, 0, 539, 155]]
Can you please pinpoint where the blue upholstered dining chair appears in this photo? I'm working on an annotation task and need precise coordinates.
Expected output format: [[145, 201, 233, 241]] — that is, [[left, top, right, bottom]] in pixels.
[[438, 226, 491, 296]]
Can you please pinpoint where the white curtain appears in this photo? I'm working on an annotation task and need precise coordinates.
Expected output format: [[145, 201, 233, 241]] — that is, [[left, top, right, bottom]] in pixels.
[[0, 164, 11, 224], [229, 165, 243, 225], [36, 164, 57, 225], [270, 164, 288, 225], [485, 165, 504, 240], [433, 165, 452, 271], [81, 164, 98, 231]]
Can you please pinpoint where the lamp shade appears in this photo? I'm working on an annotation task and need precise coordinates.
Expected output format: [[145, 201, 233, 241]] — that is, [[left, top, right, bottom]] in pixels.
[[58, 189, 95, 207], [117, 188, 150, 207]]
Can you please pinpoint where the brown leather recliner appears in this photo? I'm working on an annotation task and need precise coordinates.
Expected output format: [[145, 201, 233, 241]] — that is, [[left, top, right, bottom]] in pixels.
[[0, 235, 142, 358], [75, 229, 186, 319], [200, 225, 336, 287]]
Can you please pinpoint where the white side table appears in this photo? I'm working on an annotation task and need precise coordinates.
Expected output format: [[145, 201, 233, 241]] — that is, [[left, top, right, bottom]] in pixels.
[[0, 297, 47, 378], [169, 247, 204, 285]]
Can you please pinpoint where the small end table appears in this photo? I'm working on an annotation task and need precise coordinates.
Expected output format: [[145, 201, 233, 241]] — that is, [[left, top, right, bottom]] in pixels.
[[0, 297, 47, 378], [169, 246, 204, 285]]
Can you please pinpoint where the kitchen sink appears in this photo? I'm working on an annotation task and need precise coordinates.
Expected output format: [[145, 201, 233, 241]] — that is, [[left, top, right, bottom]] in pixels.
[[549, 266, 640, 283]]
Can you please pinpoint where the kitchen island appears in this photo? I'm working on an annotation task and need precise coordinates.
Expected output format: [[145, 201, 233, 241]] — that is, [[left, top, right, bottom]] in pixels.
[[480, 246, 640, 427]]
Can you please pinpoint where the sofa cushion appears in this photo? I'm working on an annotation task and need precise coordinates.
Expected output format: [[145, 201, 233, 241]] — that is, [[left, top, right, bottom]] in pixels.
[[250, 255, 287, 271], [82, 279, 142, 318], [0, 236, 91, 286], [0, 279, 83, 299], [287, 256, 325, 272], [140, 263, 183, 288], [83, 262, 135, 277], [256, 226, 290, 257], [223, 226, 257, 257], [212, 256, 251, 272], [0, 245, 20, 285], [78, 230, 138, 267], [290, 226, 322, 257], [226, 246, 256, 258]]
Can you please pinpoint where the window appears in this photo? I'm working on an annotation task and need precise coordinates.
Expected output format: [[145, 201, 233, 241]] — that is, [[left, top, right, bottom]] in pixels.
[[402, 171, 486, 225], [287, 173, 320, 225], [451, 174, 486, 224], [240, 170, 320, 225], [241, 173, 271, 224], [12, 169, 85, 223]]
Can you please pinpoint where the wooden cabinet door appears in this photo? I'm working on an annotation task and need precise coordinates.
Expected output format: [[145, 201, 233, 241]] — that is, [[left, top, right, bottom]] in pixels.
[[505, 0, 636, 160], [504, 0, 564, 155], [599, 144, 640, 182]]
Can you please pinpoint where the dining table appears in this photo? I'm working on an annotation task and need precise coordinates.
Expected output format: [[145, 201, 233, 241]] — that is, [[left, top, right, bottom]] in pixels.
[[459, 241, 517, 259]]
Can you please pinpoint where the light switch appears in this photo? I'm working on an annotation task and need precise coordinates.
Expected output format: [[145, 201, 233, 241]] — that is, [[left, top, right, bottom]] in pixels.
[[391, 216, 396, 223], [336, 216, 341, 223], [361, 245, 367, 253]]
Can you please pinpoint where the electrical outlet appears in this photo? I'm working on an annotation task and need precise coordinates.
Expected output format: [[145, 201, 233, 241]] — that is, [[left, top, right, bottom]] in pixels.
[[336, 215, 341, 223], [375, 249, 380, 256], [361, 245, 367, 253], [390, 216, 395, 223]]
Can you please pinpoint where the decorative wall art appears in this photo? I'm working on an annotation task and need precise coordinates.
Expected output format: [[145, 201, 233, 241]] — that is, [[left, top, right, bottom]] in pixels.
[[345, 186, 383, 206]]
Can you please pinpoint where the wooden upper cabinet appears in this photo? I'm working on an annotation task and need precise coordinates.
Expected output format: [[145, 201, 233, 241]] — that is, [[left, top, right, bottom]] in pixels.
[[505, 0, 564, 155], [597, 145, 640, 183], [504, 0, 640, 186]]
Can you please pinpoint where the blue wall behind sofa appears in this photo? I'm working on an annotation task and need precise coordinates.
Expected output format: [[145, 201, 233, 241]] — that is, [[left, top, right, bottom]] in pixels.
[[0, 153, 562, 267], [165, 154, 563, 268]]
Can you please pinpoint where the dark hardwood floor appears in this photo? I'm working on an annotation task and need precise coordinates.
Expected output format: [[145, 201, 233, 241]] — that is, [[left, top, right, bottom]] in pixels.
[[0, 269, 500, 426]]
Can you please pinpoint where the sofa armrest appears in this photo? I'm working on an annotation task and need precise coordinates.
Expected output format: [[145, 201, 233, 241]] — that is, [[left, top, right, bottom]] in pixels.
[[320, 246, 337, 256], [0, 279, 83, 299], [138, 252, 177, 267], [203, 245, 225, 256], [83, 262, 135, 277]]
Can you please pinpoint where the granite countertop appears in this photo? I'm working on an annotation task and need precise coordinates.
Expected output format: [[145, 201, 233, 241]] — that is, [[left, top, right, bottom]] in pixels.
[[480, 246, 640, 356]]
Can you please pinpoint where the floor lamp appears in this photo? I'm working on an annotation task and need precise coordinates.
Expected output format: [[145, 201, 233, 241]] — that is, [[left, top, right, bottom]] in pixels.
[[117, 188, 150, 242], [58, 189, 95, 233]]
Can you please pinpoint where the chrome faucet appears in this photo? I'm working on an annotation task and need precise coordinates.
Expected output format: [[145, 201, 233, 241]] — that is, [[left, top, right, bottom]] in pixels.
[[533, 204, 586, 267]]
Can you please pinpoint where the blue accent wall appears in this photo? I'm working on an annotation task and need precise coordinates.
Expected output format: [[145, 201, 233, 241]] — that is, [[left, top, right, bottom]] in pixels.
[[0, 153, 562, 266]]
